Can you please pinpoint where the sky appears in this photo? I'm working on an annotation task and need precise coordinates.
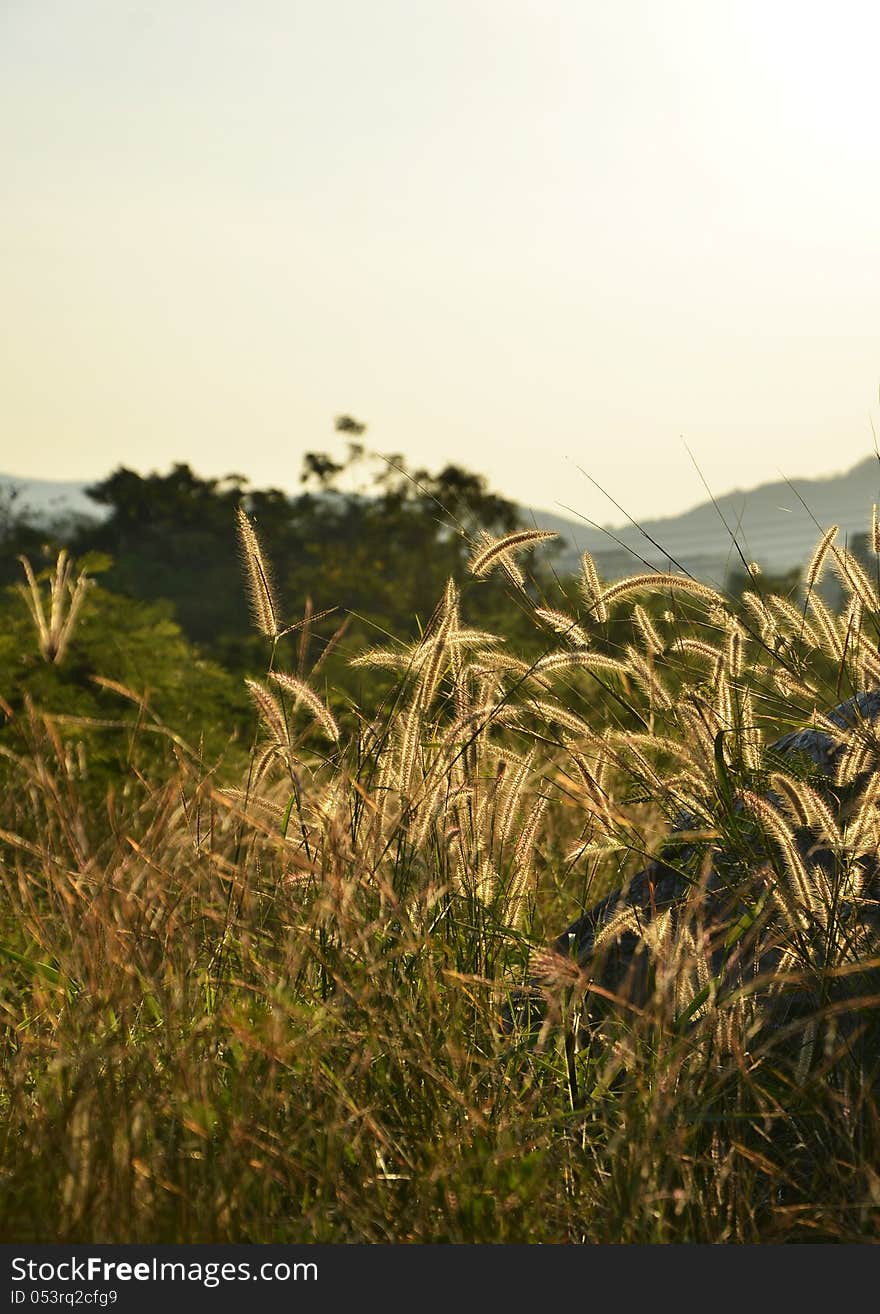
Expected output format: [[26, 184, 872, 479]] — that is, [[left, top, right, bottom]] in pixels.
[[2, 0, 879, 527]]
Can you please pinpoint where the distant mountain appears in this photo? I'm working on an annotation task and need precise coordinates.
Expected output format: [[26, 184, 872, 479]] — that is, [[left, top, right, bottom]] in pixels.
[[526, 455, 880, 584], [0, 475, 106, 524], [4, 456, 879, 585]]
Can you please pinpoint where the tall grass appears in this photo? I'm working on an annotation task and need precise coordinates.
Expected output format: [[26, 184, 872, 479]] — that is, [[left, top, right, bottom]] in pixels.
[[0, 516, 879, 1242]]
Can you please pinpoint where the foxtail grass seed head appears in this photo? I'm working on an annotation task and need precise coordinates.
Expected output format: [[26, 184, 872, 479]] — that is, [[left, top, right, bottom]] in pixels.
[[245, 678, 289, 745], [563, 741, 611, 817], [596, 572, 727, 615], [768, 595, 819, 648], [531, 946, 585, 990], [235, 505, 281, 639], [18, 551, 93, 664], [834, 733, 875, 788], [625, 646, 673, 710], [579, 550, 607, 622], [532, 650, 612, 676], [505, 858, 536, 929], [350, 648, 414, 671], [512, 794, 547, 873], [738, 788, 814, 917], [806, 591, 844, 662], [528, 698, 594, 737], [395, 700, 423, 795], [726, 621, 744, 680], [533, 608, 590, 647], [468, 528, 557, 579], [497, 749, 534, 844], [633, 604, 664, 656], [832, 545, 880, 612], [672, 637, 723, 664], [443, 576, 460, 625], [772, 669, 819, 701], [804, 524, 839, 593], [269, 671, 340, 742]]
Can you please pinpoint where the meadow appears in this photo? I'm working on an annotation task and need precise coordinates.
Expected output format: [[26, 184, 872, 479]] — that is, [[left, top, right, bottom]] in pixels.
[[1, 470, 879, 1243]]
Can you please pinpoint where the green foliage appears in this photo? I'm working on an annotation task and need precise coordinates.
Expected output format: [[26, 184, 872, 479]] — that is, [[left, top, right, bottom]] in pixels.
[[74, 463, 256, 648], [27, 448, 560, 707], [70, 448, 530, 651], [0, 566, 249, 801]]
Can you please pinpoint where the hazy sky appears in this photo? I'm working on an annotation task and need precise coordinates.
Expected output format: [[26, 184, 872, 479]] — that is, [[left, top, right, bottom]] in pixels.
[[2, 0, 879, 525]]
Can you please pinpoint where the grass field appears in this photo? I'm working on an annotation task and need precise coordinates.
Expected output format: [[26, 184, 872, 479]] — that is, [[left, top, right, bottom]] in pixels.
[[1, 518, 879, 1243]]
